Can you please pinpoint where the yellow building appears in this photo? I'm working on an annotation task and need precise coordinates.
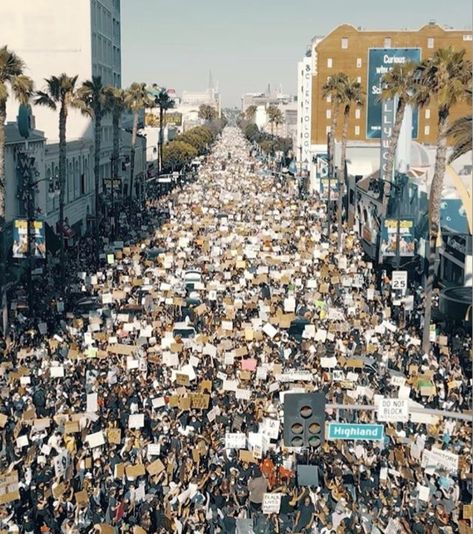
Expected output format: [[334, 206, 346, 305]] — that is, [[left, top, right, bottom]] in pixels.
[[310, 23, 472, 146]]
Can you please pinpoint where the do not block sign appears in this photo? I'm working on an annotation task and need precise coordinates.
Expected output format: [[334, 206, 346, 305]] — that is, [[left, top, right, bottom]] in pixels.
[[377, 398, 409, 423]]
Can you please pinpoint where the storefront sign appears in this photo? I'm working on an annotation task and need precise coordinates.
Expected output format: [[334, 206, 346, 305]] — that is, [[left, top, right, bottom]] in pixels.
[[366, 48, 421, 139], [380, 218, 415, 257], [444, 234, 470, 262], [12, 219, 46, 259], [327, 423, 384, 441]]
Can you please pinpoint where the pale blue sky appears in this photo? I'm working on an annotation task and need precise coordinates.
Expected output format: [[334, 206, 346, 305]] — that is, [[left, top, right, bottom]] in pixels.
[[121, 0, 472, 107]]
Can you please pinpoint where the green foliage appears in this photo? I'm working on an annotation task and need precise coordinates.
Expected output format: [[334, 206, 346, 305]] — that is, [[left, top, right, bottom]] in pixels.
[[240, 121, 292, 156], [162, 141, 197, 172], [198, 104, 217, 121]]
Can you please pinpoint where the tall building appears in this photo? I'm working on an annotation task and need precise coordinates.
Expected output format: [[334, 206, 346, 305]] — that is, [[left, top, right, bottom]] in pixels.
[[310, 22, 472, 148], [0, 0, 129, 235]]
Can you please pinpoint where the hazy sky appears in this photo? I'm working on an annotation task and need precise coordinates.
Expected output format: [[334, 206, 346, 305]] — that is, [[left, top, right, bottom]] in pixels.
[[121, 0, 472, 107]]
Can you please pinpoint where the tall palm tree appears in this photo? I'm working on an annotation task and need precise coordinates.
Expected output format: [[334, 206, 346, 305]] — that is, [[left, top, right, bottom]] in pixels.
[[322, 72, 349, 174], [245, 105, 257, 123], [380, 61, 418, 202], [414, 47, 472, 352], [34, 74, 78, 293], [338, 78, 364, 250], [266, 105, 283, 136], [0, 46, 33, 318], [104, 86, 126, 233], [76, 76, 107, 238], [153, 88, 175, 174], [0, 46, 33, 238], [446, 107, 472, 163], [124, 82, 152, 209]]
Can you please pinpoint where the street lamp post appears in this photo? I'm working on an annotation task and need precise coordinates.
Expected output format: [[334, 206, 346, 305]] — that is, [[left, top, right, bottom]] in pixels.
[[326, 132, 333, 237], [379, 174, 405, 269]]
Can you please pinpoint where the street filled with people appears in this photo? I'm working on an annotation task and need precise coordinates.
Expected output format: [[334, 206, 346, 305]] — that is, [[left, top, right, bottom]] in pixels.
[[0, 127, 471, 534]]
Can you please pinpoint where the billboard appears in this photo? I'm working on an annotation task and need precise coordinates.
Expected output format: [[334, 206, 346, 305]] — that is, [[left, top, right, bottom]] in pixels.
[[12, 220, 46, 259], [380, 218, 415, 258], [366, 48, 421, 139]]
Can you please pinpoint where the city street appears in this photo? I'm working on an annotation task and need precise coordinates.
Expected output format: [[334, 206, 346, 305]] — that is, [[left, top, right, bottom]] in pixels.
[[0, 126, 471, 533]]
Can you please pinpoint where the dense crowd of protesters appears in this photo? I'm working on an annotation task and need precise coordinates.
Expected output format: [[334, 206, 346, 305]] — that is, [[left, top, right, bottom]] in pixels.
[[0, 128, 471, 534]]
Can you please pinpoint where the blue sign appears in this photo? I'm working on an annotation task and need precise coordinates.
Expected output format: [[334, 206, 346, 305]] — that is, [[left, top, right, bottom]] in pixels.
[[366, 48, 421, 139], [327, 423, 384, 441]]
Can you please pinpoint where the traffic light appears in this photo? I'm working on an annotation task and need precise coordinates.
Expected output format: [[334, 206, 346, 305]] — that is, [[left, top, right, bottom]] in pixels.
[[283, 392, 325, 448]]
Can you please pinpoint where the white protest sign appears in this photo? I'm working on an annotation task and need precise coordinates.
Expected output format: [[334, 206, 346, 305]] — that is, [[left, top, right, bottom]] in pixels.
[[225, 432, 246, 449], [392, 271, 408, 295], [86, 393, 98, 413], [128, 414, 145, 429], [86, 431, 105, 448], [262, 493, 282, 514], [421, 447, 459, 473], [377, 398, 409, 422]]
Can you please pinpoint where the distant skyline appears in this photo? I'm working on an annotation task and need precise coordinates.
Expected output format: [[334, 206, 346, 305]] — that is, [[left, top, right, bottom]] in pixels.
[[121, 0, 472, 107]]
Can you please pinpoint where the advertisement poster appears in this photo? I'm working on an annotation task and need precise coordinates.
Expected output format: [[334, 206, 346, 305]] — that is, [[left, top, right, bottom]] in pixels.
[[380, 218, 415, 257], [366, 48, 421, 139], [12, 219, 46, 259]]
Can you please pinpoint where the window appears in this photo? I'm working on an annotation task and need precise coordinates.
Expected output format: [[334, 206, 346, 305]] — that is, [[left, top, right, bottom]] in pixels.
[[326, 125, 331, 134], [356, 57, 362, 68], [326, 109, 331, 119], [341, 37, 348, 49], [327, 58, 333, 68], [463, 34, 472, 41], [357, 76, 361, 83], [384, 37, 392, 48], [424, 125, 430, 135], [326, 95, 331, 103], [355, 109, 361, 119], [427, 37, 434, 48], [355, 125, 360, 136], [425, 108, 430, 119]]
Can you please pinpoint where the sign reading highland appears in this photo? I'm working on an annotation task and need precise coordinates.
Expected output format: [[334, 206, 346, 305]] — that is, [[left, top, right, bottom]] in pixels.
[[297, 56, 312, 163], [327, 423, 384, 441], [366, 48, 421, 139]]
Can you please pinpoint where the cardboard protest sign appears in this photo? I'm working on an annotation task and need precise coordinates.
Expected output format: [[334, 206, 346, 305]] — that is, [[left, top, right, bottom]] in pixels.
[[421, 447, 459, 473], [126, 464, 146, 478], [107, 428, 122, 444], [239, 450, 258, 464], [147, 459, 165, 476], [0, 471, 20, 504], [190, 393, 210, 410], [86, 431, 105, 448]]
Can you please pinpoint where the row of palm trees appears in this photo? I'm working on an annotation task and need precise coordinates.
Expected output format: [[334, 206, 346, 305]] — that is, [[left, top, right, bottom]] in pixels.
[[321, 46, 472, 353], [0, 45, 175, 294], [244, 104, 284, 136]]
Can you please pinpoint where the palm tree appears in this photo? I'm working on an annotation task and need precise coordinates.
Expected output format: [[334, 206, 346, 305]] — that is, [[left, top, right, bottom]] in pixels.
[[124, 82, 152, 209], [76, 76, 107, 238], [380, 61, 418, 202], [322, 72, 349, 174], [414, 47, 472, 352], [153, 88, 175, 174], [0, 46, 33, 317], [446, 101, 472, 163], [34, 74, 78, 293], [198, 104, 217, 121], [338, 78, 364, 250], [245, 105, 257, 123], [266, 105, 283, 136], [104, 86, 126, 233], [0, 46, 33, 238]]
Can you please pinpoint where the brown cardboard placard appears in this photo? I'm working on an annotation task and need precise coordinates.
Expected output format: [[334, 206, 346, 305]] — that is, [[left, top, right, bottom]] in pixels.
[[239, 450, 258, 464], [199, 380, 212, 393], [114, 463, 125, 479], [146, 458, 165, 476], [75, 489, 88, 506], [52, 482, 66, 499], [107, 428, 122, 444], [125, 464, 146, 479], [96, 525, 115, 534], [190, 393, 210, 410], [178, 396, 191, 411], [175, 373, 190, 386], [62, 421, 79, 434]]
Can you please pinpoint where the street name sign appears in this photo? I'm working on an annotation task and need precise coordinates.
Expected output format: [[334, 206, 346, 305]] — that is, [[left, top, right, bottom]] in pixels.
[[327, 423, 384, 441]]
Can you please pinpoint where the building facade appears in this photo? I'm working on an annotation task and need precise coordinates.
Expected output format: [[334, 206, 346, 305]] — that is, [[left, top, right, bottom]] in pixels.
[[310, 23, 472, 147], [0, 0, 123, 235]]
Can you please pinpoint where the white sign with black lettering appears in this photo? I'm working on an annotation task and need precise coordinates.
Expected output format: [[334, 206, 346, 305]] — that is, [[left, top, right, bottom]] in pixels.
[[392, 271, 407, 295], [377, 398, 409, 422], [262, 493, 282, 514]]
